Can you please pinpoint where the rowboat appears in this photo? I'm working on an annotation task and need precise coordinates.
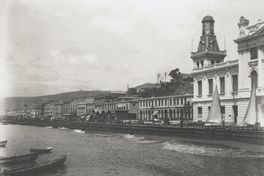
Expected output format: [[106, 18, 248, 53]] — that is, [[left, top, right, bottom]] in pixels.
[[0, 152, 39, 164], [0, 140, 7, 147], [29, 147, 53, 154], [2, 155, 67, 176]]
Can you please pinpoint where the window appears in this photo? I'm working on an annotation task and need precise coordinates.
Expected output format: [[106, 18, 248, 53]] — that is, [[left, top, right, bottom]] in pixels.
[[169, 99, 172, 106], [173, 99, 176, 105], [211, 60, 215, 65], [208, 79, 213, 95], [198, 80, 202, 96], [198, 107, 202, 118], [232, 75, 238, 92], [181, 98, 183, 105], [196, 61, 199, 68], [177, 99, 179, 105], [250, 47, 258, 60], [220, 77, 225, 94], [208, 106, 211, 113], [201, 60, 204, 67], [221, 106, 225, 114]]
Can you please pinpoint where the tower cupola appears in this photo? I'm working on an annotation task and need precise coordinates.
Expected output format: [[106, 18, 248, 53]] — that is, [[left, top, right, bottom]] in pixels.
[[191, 15, 226, 70], [202, 15, 215, 35]]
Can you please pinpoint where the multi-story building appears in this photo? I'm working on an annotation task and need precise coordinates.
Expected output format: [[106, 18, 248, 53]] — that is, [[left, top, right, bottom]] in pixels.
[[234, 16, 264, 126], [191, 15, 238, 123], [191, 15, 264, 126], [43, 101, 56, 119], [62, 101, 71, 118], [54, 101, 63, 119], [103, 97, 139, 120], [138, 94, 193, 121], [75, 97, 95, 117]]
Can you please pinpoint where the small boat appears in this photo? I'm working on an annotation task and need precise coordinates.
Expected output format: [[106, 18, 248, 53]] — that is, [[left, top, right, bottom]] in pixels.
[[29, 147, 53, 154], [0, 140, 7, 147], [0, 152, 39, 164], [2, 155, 67, 176]]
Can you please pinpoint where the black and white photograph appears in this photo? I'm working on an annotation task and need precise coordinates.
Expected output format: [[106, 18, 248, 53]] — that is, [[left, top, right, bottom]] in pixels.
[[0, 0, 264, 175]]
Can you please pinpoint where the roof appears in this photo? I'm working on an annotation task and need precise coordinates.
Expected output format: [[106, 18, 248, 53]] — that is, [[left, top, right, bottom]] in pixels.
[[202, 15, 214, 22], [138, 93, 193, 101]]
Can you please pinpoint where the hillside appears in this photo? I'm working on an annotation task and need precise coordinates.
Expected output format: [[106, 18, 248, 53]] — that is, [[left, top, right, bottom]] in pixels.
[[1, 90, 108, 109]]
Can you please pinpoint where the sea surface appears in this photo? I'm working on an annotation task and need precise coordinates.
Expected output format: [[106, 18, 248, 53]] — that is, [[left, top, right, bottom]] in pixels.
[[0, 124, 264, 176]]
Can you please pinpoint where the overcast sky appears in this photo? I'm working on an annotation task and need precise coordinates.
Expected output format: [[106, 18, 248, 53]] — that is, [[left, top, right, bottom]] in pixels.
[[0, 0, 263, 97]]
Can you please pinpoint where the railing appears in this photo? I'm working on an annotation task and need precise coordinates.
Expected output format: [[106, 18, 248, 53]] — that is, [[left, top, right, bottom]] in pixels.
[[191, 50, 227, 57]]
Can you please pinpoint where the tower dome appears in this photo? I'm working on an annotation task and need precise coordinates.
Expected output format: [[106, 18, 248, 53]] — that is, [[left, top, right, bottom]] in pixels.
[[202, 15, 215, 22]]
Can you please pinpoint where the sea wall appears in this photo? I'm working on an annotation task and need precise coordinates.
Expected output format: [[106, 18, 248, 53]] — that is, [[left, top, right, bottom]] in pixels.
[[12, 121, 264, 145]]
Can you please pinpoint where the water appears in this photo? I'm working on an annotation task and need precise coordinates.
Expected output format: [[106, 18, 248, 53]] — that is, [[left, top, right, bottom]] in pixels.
[[0, 124, 264, 176]]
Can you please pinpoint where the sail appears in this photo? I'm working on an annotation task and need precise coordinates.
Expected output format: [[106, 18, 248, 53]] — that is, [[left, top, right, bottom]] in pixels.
[[243, 83, 257, 126], [207, 86, 222, 123]]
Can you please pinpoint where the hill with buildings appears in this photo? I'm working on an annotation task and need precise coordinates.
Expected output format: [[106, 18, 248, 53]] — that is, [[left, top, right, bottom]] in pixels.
[[131, 68, 193, 98], [1, 90, 110, 110]]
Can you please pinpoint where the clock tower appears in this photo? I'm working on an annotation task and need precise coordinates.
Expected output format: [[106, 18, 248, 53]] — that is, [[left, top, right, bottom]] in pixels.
[[191, 15, 227, 70]]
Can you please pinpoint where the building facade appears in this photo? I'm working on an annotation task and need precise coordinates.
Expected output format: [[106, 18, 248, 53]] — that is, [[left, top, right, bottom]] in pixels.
[[62, 101, 71, 118], [43, 101, 56, 119], [138, 94, 193, 121], [234, 16, 264, 126], [103, 97, 139, 120], [54, 101, 63, 119], [75, 97, 95, 117], [191, 15, 239, 123], [192, 15, 264, 126]]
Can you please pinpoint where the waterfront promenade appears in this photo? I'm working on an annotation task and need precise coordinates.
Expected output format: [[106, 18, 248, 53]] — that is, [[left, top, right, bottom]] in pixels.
[[9, 120, 264, 145]]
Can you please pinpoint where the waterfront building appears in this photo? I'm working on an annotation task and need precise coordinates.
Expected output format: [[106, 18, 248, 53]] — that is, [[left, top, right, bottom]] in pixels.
[[103, 97, 139, 120], [43, 101, 56, 120], [75, 97, 95, 117], [54, 101, 63, 119], [62, 101, 71, 119], [191, 15, 238, 124], [234, 16, 264, 126], [138, 94, 192, 121], [191, 15, 264, 126], [25, 105, 40, 119]]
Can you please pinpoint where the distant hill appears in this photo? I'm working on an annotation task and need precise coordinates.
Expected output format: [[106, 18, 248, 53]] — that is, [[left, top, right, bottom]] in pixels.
[[1, 90, 109, 110]]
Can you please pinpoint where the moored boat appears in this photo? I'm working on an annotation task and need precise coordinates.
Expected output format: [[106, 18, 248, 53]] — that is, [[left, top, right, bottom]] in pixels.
[[2, 155, 67, 176], [0, 152, 39, 164], [29, 147, 53, 154], [0, 140, 7, 147]]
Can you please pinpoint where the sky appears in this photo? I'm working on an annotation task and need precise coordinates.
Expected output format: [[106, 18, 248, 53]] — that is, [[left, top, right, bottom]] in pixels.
[[0, 0, 263, 97]]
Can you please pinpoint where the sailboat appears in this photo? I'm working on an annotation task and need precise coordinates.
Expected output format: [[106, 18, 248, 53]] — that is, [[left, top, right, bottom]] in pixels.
[[243, 81, 258, 126], [206, 86, 223, 126]]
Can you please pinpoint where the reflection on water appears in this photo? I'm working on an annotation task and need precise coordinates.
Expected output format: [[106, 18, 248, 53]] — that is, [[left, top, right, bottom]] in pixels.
[[0, 124, 264, 176]]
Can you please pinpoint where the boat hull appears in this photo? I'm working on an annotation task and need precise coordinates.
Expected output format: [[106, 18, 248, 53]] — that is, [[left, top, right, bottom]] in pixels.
[[0, 152, 38, 164], [3, 155, 67, 176]]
